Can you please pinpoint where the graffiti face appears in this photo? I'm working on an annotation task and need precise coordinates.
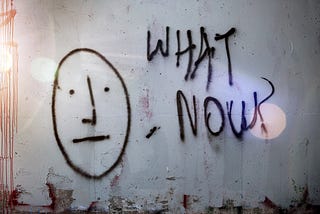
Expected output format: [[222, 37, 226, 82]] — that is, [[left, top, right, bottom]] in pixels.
[[52, 48, 131, 179]]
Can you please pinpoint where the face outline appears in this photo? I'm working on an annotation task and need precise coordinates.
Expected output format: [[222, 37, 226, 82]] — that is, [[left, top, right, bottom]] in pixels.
[[52, 48, 131, 179]]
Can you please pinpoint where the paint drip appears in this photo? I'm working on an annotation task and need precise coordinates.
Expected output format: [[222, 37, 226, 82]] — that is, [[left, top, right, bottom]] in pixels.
[[0, 0, 18, 212]]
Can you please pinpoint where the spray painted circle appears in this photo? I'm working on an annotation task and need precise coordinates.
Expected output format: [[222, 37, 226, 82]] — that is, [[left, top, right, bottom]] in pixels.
[[52, 48, 131, 179]]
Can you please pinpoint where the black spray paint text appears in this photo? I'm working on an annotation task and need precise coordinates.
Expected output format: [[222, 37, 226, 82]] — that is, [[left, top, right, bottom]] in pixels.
[[147, 26, 235, 90], [147, 26, 275, 140], [176, 77, 274, 141]]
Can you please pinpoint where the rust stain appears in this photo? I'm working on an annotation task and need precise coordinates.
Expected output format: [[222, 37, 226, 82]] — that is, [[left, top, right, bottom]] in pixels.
[[139, 88, 153, 120], [183, 194, 188, 209], [110, 175, 120, 187], [8, 185, 29, 207], [87, 201, 98, 212], [0, 0, 18, 212], [42, 183, 56, 211], [262, 196, 278, 209]]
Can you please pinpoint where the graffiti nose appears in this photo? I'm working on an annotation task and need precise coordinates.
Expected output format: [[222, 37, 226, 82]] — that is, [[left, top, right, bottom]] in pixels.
[[82, 108, 96, 125]]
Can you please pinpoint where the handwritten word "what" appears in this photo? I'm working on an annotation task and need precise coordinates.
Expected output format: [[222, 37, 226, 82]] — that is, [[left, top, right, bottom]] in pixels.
[[147, 26, 236, 90]]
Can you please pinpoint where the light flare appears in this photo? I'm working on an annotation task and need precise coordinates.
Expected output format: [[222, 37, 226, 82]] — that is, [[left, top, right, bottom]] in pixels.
[[249, 103, 286, 140]]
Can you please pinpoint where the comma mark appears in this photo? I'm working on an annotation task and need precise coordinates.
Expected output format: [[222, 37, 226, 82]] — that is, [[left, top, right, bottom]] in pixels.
[[146, 126, 160, 139], [104, 87, 110, 92]]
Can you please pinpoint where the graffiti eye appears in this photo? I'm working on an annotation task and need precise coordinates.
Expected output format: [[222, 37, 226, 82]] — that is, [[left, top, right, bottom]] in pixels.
[[69, 89, 75, 95], [104, 87, 110, 92]]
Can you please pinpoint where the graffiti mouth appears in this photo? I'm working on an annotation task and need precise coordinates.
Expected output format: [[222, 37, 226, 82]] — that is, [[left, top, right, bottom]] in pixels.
[[72, 135, 110, 143]]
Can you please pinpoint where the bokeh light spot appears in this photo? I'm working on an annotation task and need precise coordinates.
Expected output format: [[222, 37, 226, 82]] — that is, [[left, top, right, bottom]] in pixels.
[[249, 103, 286, 140], [31, 57, 57, 83]]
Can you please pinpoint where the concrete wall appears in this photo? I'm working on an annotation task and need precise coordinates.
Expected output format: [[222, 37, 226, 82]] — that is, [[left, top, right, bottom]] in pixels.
[[9, 0, 320, 212]]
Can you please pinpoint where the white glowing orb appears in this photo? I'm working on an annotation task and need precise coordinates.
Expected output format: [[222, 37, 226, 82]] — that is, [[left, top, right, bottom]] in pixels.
[[249, 103, 286, 140], [31, 57, 57, 82]]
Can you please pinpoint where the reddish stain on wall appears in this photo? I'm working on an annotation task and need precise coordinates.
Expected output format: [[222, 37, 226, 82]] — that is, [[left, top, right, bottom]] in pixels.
[[0, 0, 18, 211], [139, 88, 153, 120], [183, 194, 189, 209], [87, 201, 98, 212], [110, 175, 120, 187], [262, 197, 277, 209], [8, 188, 29, 207], [41, 183, 56, 211]]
